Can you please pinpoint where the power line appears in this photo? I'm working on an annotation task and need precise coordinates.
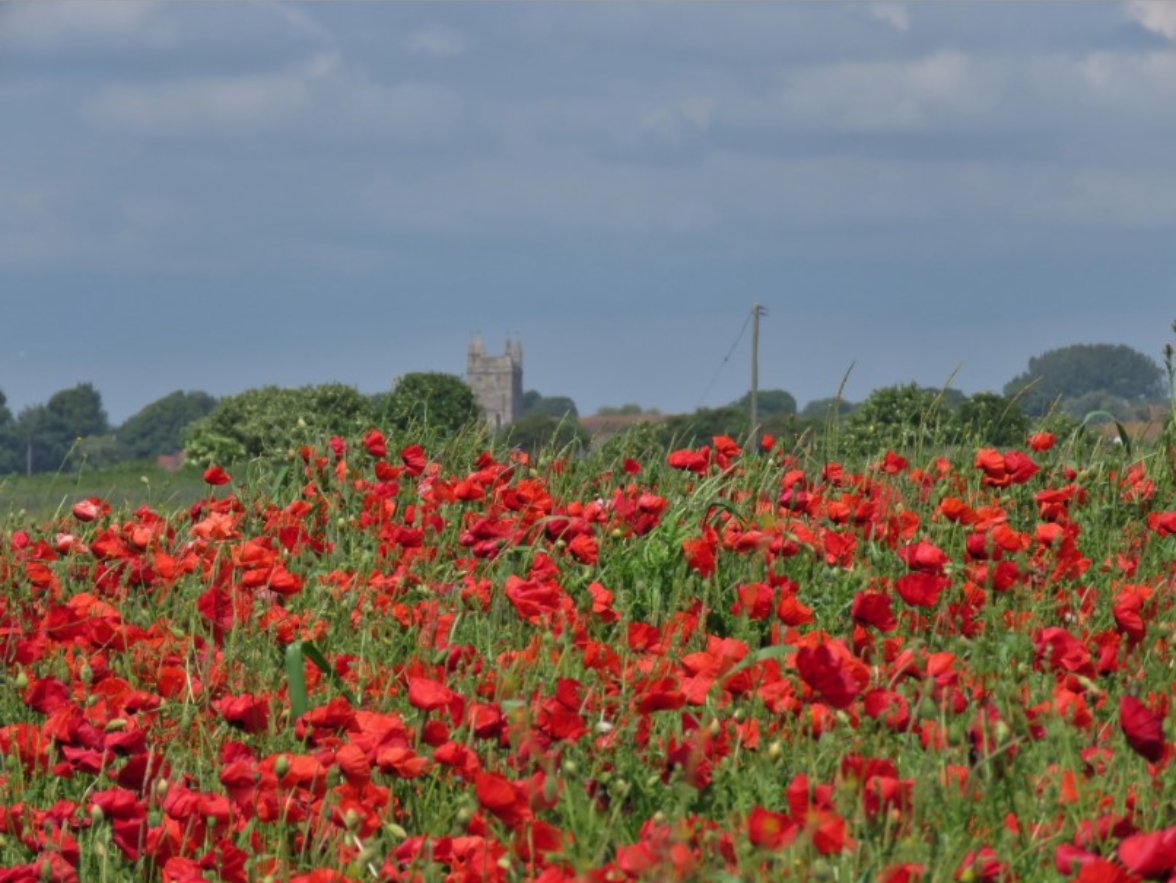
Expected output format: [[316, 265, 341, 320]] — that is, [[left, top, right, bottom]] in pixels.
[[696, 310, 753, 409]]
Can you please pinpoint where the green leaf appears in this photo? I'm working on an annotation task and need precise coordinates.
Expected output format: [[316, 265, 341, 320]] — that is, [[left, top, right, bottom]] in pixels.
[[715, 643, 793, 684], [284, 641, 309, 724], [301, 641, 357, 706]]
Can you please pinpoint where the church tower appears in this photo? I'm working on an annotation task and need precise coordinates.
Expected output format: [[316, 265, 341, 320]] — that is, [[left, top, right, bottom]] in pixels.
[[466, 336, 523, 431]]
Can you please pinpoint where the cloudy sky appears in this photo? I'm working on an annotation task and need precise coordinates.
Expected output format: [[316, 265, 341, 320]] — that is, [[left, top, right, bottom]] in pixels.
[[2, 1, 1175, 423]]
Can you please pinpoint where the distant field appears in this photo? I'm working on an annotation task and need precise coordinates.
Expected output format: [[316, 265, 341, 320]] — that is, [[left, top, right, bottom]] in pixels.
[[0, 460, 207, 521]]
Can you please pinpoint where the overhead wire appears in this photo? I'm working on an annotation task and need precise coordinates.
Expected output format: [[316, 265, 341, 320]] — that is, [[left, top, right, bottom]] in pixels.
[[695, 309, 752, 409]]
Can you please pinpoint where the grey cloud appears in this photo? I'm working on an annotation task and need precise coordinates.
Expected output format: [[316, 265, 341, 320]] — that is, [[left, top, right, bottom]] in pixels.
[[0, 1, 175, 51], [81, 51, 461, 142], [869, 4, 910, 34], [405, 25, 467, 59], [1127, 1, 1176, 40], [84, 66, 314, 136]]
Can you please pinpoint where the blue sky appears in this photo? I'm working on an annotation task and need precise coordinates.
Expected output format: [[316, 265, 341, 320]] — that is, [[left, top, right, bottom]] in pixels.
[[2, 1, 1175, 423]]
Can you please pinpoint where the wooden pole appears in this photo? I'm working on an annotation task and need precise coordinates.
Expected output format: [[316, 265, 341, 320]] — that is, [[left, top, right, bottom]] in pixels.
[[750, 304, 762, 442]]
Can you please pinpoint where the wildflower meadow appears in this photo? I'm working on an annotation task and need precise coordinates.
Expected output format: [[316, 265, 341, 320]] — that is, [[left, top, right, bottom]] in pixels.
[[0, 418, 1173, 882]]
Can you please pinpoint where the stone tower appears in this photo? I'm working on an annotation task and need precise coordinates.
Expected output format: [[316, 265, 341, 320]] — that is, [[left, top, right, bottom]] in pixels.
[[466, 336, 523, 431]]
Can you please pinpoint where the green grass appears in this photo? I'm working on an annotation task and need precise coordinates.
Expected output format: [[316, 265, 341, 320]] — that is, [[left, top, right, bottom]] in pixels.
[[0, 460, 207, 521]]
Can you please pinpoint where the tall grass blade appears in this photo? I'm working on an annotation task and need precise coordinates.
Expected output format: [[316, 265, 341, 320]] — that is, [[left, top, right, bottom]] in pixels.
[[283, 639, 357, 729]]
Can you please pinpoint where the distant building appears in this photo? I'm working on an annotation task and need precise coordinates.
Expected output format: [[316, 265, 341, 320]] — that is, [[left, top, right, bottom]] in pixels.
[[467, 337, 523, 431]]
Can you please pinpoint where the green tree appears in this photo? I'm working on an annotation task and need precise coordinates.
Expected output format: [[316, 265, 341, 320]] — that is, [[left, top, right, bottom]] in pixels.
[[49, 383, 109, 437], [1004, 343, 1163, 416], [382, 373, 481, 436], [520, 390, 579, 420], [0, 390, 20, 474], [502, 414, 589, 455], [952, 392, 1030, 446], [595, 403, 656, 417], [800, 398, 857, 420], [729, 389, 797, 416], [73, 434, 130, 470], [184, 384, 374, 467], [1062, 390, 1136, 423], [658, 405, 749, 449], [118, 390, 218, 459], [842, 384, 959, 456], [17, 383, 111, 473]]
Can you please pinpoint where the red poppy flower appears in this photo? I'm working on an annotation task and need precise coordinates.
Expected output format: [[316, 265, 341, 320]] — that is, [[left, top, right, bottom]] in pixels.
[[587, 582, 620, 623], [747, 806, 798, 849], [895, 572, 948, 608], [474, 771, 532, 828], [400, 444, 426, 475], [362, 429, 387, 459], [683, 528, 717, 578], [667, 448, 709, 474], [407, 676, 457, 713], [880, 864, 925, 883], [203, 465, 231, 486], [851, 592, 897, 632], [213, 693, 270, 734], [1119, 695, 1166, 763], [72, 497, 110, 522], [898, 541, 949, 574], [1147, 511, 1176, 536], [567, 533, 598, 565], [796, 642, 864, 709], [1118, 826, 1176, 878], [954, 847, 1008, 882], [1028, 432, 1056, 452], [1068, 858, 1136, 883]]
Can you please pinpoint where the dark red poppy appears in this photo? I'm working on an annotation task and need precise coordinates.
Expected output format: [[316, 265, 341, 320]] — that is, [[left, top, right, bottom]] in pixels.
[[851, 592, 897, 632], [1119, 695, 1166, 763], [796, 643, 864, 709], [213, 693, 270, 734]]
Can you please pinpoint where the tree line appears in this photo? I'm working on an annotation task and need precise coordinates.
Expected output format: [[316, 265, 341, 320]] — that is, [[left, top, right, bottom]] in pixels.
[[0, 386, 217, 475], [0, 341, 1166, 473]]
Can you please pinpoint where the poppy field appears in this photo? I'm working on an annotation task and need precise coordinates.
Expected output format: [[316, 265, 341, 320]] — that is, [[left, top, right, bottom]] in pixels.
[[0, 427, 1173, 882]]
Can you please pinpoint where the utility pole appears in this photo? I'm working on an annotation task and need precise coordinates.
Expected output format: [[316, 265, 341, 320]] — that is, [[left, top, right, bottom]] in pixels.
[[750, 303, 765, 443]]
